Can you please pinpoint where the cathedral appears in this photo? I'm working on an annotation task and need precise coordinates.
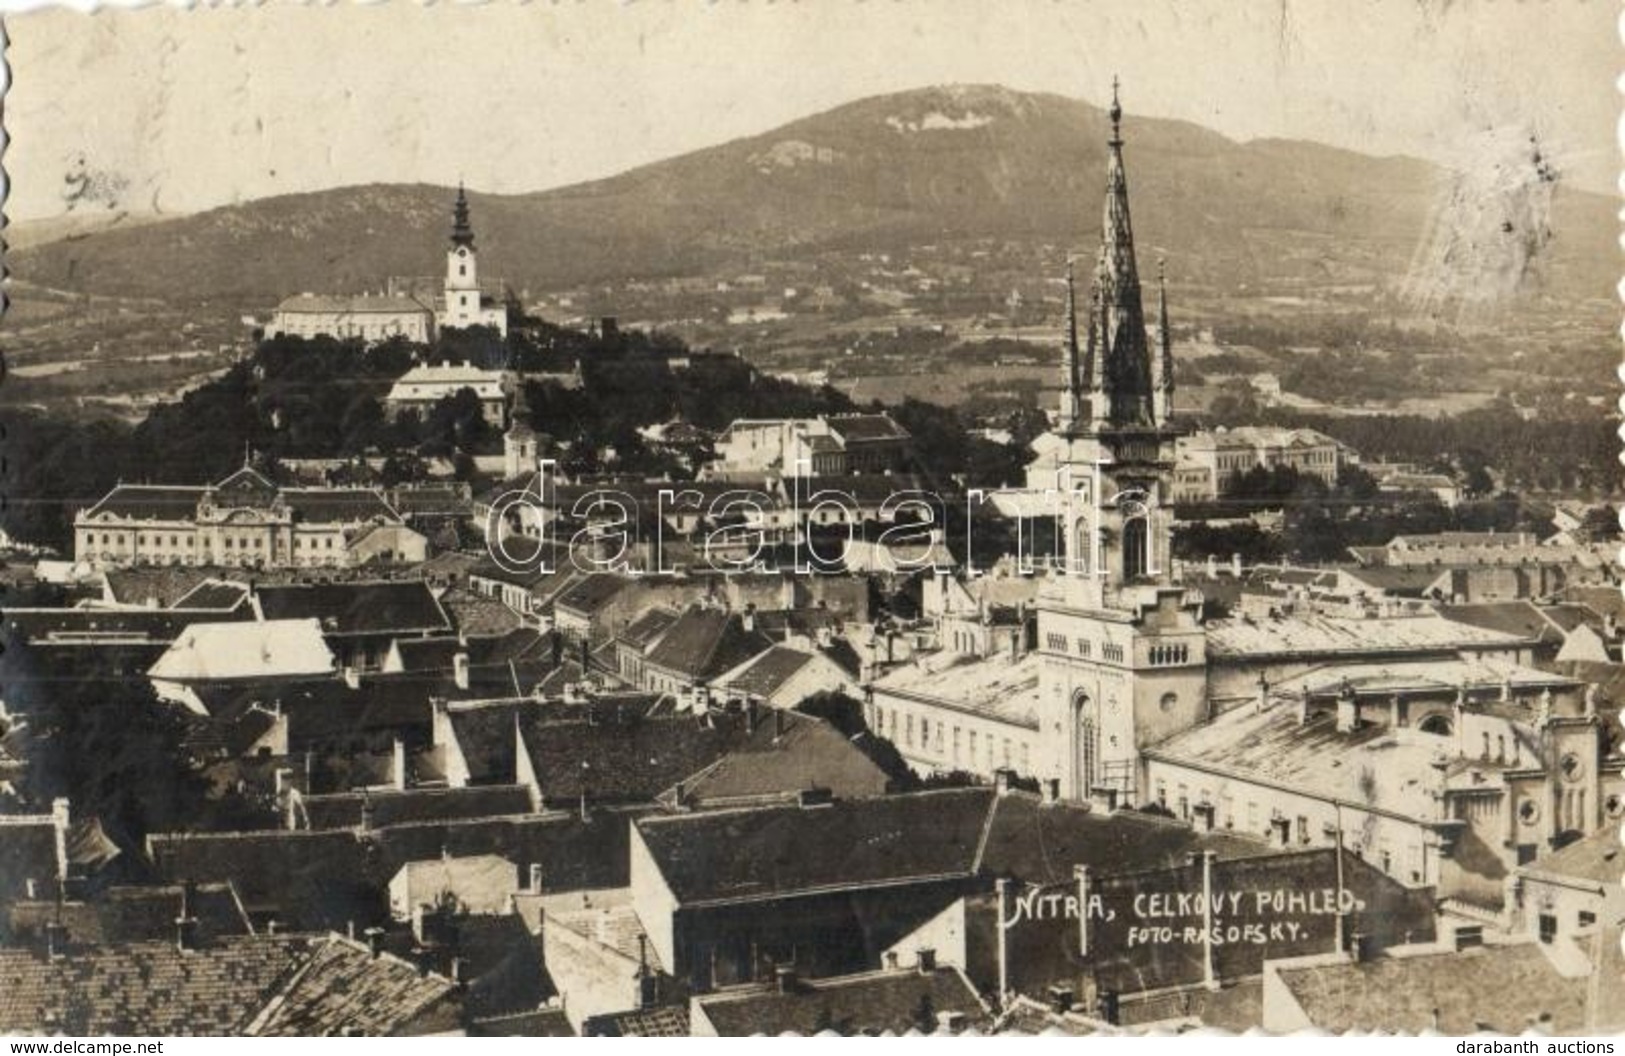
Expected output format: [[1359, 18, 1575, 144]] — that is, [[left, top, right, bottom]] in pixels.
[[265, 186, 508, 343], [1033, 81, 1207, 802]]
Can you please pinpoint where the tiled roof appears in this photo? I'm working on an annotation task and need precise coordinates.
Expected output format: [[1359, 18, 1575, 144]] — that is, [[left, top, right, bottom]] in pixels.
[[1275, 943, 1592, 1034], [1146, 704, 1453, 822], [172, 579, 253, 611], [977, 793, 1264, 887], [1437, 602, 1565, 644], [4, 606, 253, 647], [149, 808, 648, 929], [871, 651, 1043, 730], [249, 935, 461, 1036], [695, 966, 987, 1036], [1204, 612, 1531, 659], [720, 646, 813, 698], [470, 1008, 575, 1036], [554, 574, 632, 616], [643, 608, 775, 681], [5, 883, 251, 946], [1520, 826, 1625, 888], [635, 787, 993, 905], [299, 785, 535, 831], [826, 413, 912, 444], [439, 588, 525, 638], [0, 934, 311, 1035], [518, 708, 753, 804], [588, 1005, 691, 1037], [616, 608, 679, 649], [668, 711, 890, 806], [148, 830, 376, 928], [256, 581, 451, 637], [275, 293, 433, 315], [281, 488, 400, 524], [104, 567, 219, 607], [80, 485, 205, 522], [148, 619, 337, 683]]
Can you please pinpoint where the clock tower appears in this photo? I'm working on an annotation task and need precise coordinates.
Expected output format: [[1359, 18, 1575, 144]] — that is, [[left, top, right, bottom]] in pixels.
[[1036, 81, 1207, 803]]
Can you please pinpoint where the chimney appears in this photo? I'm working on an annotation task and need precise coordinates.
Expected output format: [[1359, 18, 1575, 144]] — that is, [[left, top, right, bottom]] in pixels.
[[745, 698, 760, 734], [1231, 553, 1243, 577], [1041, 778, 1060, 805], [364, 926, 386, 958], [453, 650, 470, 691], [774, 707, 786, 741], [916, 947, 937, 974], [774, 963, 798, 994], [391, 737, 407, 792], [994, 768, 1016, 796], [1296, 695, 1311, 726], [175, 881, 200, 951], [359, 794, 375, 833], [936, 1010, 967, 1033], [1336, 690, 1359, 733], [343, 666, 361, 690], [1349, 930, 1375, 962], [742, 603, 756, 634], [1047, 984, 1075, 1014], [1088, 785, 1118, 813], [43, 920, 67, 960], [797, 787, 834, 809], [529, 863, 544, 893]]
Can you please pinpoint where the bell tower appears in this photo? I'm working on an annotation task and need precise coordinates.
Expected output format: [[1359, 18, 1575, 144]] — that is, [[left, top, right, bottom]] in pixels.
[[444, 183, 481, 328], [1036, 81, 1206, 803]]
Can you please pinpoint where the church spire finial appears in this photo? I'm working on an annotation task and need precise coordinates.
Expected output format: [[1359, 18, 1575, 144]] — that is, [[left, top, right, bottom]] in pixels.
[[1156, 254, 1174, 422], [1109, 75, 1122, 143], [1091, 78, 1154, 428], [1060, 255, 1081, 427], [451, 182, 474, 248]]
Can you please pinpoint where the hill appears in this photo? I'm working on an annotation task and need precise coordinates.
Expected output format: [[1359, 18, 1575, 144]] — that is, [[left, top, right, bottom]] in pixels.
[[10, 84, 1614, 310]]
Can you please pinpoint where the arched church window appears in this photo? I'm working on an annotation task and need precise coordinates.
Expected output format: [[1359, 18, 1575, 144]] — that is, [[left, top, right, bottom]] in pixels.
[[1123, 518, 1149, 581], [1072, 518, 1092, 576]]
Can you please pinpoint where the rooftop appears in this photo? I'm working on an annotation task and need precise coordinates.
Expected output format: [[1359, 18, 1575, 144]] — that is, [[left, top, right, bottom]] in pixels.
[[1204, 612, 1531, 659], [695, 966, 988, 1036], [1147, 701, 1452, 821], [148, 619, 337, 684], [1275, 943, 1595, 1034], [871, 651, 1043, 730], [255, 580, 452, 637]]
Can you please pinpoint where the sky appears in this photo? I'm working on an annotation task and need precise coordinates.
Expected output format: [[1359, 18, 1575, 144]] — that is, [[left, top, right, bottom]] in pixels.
[[3, 0, 1618, 223]]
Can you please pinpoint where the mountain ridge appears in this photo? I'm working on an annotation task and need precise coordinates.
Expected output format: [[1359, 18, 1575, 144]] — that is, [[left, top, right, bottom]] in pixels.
[[10, 84, 1610, 311]]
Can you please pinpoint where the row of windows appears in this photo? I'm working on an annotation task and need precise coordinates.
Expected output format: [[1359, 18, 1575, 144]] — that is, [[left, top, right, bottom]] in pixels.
[[1153, 780, 1424, 882], [872, 704, 1031, 773], [87, 532, 336, 550]]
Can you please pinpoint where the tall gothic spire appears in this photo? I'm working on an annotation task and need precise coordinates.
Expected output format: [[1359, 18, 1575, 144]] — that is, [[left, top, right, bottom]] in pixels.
[[1059, 256, 1081, 426], [451, 182, 475, 248], [1088, 77, 1155, 428], [1156, 255, 1174, 420]]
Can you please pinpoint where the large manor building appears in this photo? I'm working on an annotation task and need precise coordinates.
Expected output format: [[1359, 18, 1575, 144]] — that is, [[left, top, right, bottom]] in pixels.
[[265, 186, 509, 344], [73, 464, 428, 571]]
